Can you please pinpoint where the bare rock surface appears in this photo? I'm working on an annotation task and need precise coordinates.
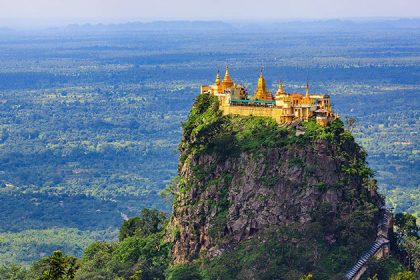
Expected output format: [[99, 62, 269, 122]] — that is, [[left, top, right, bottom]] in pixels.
[[170, 140, 381, 263]]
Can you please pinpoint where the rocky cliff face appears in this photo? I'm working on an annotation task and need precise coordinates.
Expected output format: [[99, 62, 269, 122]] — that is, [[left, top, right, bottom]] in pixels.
[[168, 95, 383, 276]]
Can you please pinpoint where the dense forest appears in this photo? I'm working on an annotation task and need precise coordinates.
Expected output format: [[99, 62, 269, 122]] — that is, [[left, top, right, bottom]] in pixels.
[[0, 21, 418, 263]]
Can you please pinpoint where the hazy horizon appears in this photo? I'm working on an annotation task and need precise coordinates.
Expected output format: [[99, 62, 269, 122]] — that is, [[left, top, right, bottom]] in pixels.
[[1, 17, 420, 30], [0, 0, 419, 28]]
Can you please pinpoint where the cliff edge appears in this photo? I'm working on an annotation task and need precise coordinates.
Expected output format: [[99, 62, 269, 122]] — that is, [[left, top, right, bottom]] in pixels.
[[168, 94, 384, 279]]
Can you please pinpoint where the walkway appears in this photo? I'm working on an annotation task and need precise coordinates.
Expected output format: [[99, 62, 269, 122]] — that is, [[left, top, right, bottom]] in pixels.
[[344, 209, 392, 280]]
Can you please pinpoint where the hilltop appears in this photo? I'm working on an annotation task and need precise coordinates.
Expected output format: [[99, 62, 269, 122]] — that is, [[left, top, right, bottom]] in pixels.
[[167, 94, 386, 278]]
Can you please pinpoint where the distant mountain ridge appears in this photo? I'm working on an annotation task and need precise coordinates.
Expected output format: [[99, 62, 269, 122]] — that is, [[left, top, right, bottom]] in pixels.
[[63, 18, 420, 32], [2, 18, 420, 33], [64, 20, 234, 31]]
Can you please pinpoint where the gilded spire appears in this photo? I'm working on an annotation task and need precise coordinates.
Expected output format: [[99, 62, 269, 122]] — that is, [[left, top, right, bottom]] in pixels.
[[306, 81, 309, 98], [254, 67, 272, 100], [257, 67, 266, 92], [277, 80, 284, 94], [222, 64, 233, 88], [215, 70, 221, 85], [224, 65, 231, 81]]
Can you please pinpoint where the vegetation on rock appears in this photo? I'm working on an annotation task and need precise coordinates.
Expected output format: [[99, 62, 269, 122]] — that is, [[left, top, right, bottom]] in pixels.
[[168, 94, 414, 279], [0, 94, 418, 279]]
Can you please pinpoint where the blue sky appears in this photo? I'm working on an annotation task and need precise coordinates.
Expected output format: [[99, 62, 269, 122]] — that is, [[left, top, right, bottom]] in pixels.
[[0, 0, 419, 24]]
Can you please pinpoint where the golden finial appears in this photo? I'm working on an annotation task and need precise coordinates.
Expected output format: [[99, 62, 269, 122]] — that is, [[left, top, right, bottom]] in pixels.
[[257, 67, 266, 92], [222, 64, 233, 88], [215, 70, 221, 85], [277, 80, 284, 94], [306, 81, 309, 97], [259, 66, 265, 80], [223, 64, 231, 80]]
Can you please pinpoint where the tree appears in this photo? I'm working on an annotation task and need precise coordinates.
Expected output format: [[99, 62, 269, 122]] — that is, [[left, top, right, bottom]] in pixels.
[[0, 264, 28, 280], [44, 251, 68, 280], [30, 250, 79, 280], [390, 271, 416, 280], [119, 217, 141, 241], [77, 209, 170, 280], [166, 264, 202, 280], [363, 257, 406, 279], [119, 208, 167, 241], [160, 176, 180, 203], [394, 213, 419, 271], [402, 237, 420, 272], [345, 117, 357, 133], [395, 213, 419, 239]]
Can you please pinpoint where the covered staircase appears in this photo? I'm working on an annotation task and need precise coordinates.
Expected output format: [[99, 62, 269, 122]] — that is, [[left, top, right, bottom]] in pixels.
[[344, 209, 393, 280]]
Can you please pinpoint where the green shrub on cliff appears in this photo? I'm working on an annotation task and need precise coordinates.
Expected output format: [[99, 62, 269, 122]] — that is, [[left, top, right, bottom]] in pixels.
[[180, 94, 294, 163], [179, 94, 223, 165], [166, 263, 202, 280]]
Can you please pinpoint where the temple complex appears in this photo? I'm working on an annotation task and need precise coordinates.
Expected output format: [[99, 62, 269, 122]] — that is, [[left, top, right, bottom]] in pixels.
[[200, 65, 337, 126]]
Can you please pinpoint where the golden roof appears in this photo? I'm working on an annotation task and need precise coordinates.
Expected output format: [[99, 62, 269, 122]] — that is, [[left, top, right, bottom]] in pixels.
[[276, 80, 285, 95], [222, 65, 233, 88], [257, 68, 267, 92], [215, 70, 221, 85]]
